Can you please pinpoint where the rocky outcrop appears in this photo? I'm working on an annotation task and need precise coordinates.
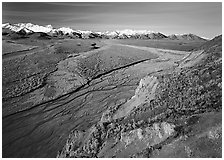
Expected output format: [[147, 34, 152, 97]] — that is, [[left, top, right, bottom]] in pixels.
[[149, 112, 222, 158], [100, 75, 159, 123], [57, 119, 176, 158], [120, 122, 175, 146], [112, 76, 158, 120], [98, 122, 176, 158]]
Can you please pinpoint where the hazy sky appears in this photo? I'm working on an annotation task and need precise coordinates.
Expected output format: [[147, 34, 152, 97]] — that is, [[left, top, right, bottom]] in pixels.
[[2, 2, 222, 38]]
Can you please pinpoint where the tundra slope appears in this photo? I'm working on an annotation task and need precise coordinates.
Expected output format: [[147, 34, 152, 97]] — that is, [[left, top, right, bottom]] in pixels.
[[58, 35, 222, 158]]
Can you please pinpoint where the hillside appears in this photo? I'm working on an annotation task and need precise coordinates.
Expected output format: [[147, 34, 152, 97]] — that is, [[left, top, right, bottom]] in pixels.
[[57, 35, 222, 158]]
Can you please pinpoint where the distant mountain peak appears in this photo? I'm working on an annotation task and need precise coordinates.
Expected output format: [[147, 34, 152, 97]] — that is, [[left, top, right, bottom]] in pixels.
[[168, 33, 207, 41], [2, 22, 207, 41], [115, 29, 155, 35], [45, 24, 53, 29], [56, 27, 74, 34]]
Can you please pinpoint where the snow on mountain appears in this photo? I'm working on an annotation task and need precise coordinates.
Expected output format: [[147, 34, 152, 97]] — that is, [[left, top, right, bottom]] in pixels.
[[2, 23, 10, 28], [76, 30, 92, 35], [200, 36, 210, 40], [75, 30, 93, 38], [2, 23, 53, 33], [18, 27, 34, 34], [19, 23, 53, 33], [103, 31, 118, 37], [95, 31, 103, 35], [45, 25, 53, 29], [116, 29, 154, 36], [100, 29, 156, 38], [56, 27, 74, 34], [3, 23, 23, 32]]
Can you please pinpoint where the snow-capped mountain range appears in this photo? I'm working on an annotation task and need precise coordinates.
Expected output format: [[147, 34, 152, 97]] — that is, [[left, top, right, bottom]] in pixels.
[[2, 23, 208, 41]]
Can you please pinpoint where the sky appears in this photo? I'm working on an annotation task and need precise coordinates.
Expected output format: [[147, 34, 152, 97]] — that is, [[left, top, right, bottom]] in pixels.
[[2, 2, 222, 39]]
